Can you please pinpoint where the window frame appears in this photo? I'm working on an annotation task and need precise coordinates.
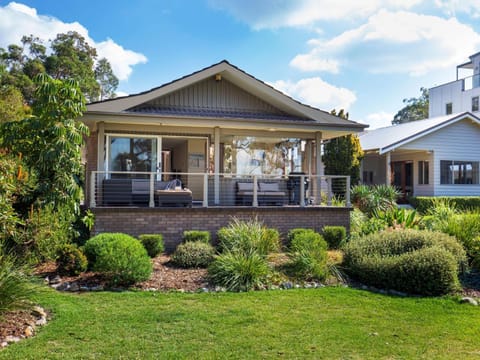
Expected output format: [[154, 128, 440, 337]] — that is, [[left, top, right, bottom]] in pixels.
[[440, 160, 479, 185], [445, 102, 452, 115], [418, 160, 429, 185], [472, 96, 479, 112]]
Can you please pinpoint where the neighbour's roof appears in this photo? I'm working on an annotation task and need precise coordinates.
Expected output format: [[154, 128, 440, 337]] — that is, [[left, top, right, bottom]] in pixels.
[[359, 112, 480, 154]]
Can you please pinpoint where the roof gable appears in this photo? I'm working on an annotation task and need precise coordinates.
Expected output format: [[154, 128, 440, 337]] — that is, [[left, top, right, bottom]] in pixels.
[[360, 112, 480, 154]]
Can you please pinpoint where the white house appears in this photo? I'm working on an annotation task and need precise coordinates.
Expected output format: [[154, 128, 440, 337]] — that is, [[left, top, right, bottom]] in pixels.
[[429, 52, 480, 117], [359, 112, 480, 198]]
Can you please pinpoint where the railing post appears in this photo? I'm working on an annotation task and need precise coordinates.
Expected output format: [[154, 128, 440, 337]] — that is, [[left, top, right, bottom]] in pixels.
[[253, 176, 258, 207], [300, 175, 305, 207], [149, 172, 155, 208], [90, 171, 96, 208], [327, 176, 332, 206], [203, 173, 209, 207], [346, 176, 351, 207]]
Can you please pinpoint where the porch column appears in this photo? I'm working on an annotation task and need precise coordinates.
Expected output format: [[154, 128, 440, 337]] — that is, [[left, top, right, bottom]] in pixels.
[[97, 122, 105, 172], [214, 127, 221, 205], [315, 132, 323, 205], [385, 151, 391, 185]]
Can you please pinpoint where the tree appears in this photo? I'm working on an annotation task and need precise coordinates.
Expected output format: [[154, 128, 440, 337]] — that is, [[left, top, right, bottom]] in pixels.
[[392, 87, 429, 125], [323, 110, 364, 188], [0, 86, 28, 123], [1, 73, 89, 215], [95, 58, 119, 101]]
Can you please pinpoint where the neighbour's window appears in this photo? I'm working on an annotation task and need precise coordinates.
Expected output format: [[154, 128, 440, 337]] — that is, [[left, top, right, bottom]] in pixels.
[[440, 160, 479, 184], [418, 161, 429, 185], [445, 103, 452, 115], [472, 96, 479, 112]]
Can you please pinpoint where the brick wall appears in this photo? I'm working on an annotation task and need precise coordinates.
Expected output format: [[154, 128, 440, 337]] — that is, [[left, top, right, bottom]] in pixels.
[[92, 206, 351, 252]]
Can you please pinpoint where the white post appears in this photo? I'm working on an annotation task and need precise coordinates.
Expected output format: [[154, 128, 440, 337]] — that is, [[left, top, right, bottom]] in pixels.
[[300, 175, 305, 207], [149, 172, 155, 208], [214, 127, 220, 205], [327, 177, 332, 205], [386, 152, 391, 185], [90, 171, 96, 208], [203, 173, 209, 207], [315, 132, 323, 205], [346, 176, 351, 207], [253, 176, 258, 207]]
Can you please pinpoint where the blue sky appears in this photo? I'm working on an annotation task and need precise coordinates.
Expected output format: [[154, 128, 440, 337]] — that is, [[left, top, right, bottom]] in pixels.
[[2, 1, 480, 128]]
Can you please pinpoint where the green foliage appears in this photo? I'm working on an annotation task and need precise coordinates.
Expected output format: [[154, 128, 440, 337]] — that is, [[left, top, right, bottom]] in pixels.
[[286, 228, 315, 247], [208, 251, 270, 291], [182, 230, 211, 244], [323, 110, 364, 186], [84, 233, 152, 286], [343, 229, 466, 295], [410, 196, 480, 214], [217, 218, 279, 256], [0, 86, 28, 123], [56, 243, 87, 276], [373, 208, 422, 230], [351, 184, 401, 217], [288, 231, 328, 281], [392, 87, 429, 125], [0, 244, 36, 315], [171, 241, 215, 268], [441, 213, 480, 264], [262, 228, 281, 253], [138, 234, 164, 258], [322, 226, 347, 249]]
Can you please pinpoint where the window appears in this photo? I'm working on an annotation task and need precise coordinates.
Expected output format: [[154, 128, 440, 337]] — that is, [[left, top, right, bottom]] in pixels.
[[108, 136, 157, 173], [472, 96, 479, 112], [445, 103, 452, 115], [440, 160, 479, 184], [418, 161, 429, 185]]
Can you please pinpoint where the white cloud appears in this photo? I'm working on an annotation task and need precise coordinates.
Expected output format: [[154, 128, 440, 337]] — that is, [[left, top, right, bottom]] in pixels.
[[0, 2, 147, 80], [435, 0, 480, 18], [209, 0, 422, 29], [290, 10, 480, 75], [271, 77, 357, 111], [359, 111, 394, 130]]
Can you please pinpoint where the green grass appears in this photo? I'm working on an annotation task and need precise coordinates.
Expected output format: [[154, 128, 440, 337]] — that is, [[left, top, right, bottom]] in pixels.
[[2, 287, 480, 359]]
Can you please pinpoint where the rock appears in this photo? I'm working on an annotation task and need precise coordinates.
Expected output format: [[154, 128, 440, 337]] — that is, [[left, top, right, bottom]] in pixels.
[[304, 284, 313, 289], [389, 289, 407, 297], [460, 297, 478, 306], [200, 287, 209, 293], [68, 283, 80, 292], [315, 283, 325, 288], [1, 341, 8, 348], [5, 336, 21, 343], [49, 275, 61, 285], [24, 326, 34, 337], [281, 282, 293, 289], [36, 317, 47, 326], [32, 305, 46, 318], [214, 286, 226, 292], [80, 286, 90, 291], [369, 332, 379, 336], [56, 282, 70, 291], [294, 284, 302, 289], [90, 285, 104, 291]]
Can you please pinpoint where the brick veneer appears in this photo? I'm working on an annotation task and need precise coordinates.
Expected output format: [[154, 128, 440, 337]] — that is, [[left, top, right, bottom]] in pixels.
[[92, 206, 351, 252]]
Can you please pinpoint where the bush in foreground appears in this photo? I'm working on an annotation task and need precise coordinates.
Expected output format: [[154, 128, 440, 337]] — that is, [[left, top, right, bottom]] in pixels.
[[322, 226, 346, 249], [288, 230, 328, 281], [171, 241, 215, 268], [343, 229, 466, 295], [138, 234, 164, 258], [56, 244, 88, 276], [182, 230, 211, 244], [84, 233, 152, 286]]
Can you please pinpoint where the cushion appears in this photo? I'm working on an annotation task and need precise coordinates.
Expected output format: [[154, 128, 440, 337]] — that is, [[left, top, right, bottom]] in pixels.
[[237, 182, 256, 192], [259, 182, 280, 192]]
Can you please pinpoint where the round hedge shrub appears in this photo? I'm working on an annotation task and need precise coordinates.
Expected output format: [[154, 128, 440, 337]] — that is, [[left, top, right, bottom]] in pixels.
[[182, 230, 211, 244], [288, 231, 328, 280], [84, 233, 152, 286], [343, 229, 466, 295], [56, 244, 88, 276], [286, 228, 315, 247], [322, 226, 346, 249], [138, 234, 164, 258], [171, 241, 215, 268], [208, 251, 270, 291]]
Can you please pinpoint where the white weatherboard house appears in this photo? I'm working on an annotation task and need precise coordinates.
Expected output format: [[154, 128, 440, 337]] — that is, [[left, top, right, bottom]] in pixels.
[[359, 112, 480, 198]]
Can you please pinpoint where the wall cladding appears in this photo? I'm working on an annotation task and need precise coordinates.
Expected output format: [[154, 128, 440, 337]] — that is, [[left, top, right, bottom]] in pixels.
[[92, 207, 351, 252]]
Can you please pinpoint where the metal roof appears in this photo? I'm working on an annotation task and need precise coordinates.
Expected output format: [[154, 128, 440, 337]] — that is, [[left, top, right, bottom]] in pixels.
[[359, 112, 480, 154]]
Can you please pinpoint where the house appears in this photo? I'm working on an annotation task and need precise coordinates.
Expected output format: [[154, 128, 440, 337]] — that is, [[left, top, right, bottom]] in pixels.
[[81, 60, 367, 249], [429, 52, 480, 117], [359, 112, 480, 198]]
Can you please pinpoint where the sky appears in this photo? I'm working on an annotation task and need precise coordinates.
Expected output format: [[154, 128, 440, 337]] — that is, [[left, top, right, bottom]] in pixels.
[[1, 1, 480, 129]]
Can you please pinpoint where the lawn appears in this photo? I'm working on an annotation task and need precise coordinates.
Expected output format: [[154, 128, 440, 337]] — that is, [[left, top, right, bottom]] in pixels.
[[1, 287, 479, 359]]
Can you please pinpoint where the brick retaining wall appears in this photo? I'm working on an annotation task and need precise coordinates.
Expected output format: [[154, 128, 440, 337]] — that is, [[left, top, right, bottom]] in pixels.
[[92, 206, 351, 252]]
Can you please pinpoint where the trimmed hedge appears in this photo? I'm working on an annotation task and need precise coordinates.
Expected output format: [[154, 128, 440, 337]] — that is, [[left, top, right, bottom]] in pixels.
[[84, 233, 152, 286], [182, 230, 211, 244], [288, 230, 328, 281], [171, 241, 215, 268], [322, 226, 346, 249], [410, 196, 480, 214], [286, 228, 315, 247], [343, 229, 466, 295], [138, 234, 164, 258]]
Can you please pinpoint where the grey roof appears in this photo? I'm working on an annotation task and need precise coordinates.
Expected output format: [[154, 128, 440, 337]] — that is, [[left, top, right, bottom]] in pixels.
[[359, 112, 480, 154]]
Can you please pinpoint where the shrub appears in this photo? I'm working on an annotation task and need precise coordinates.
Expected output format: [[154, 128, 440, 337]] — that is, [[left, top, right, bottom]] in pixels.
[[322, 226, 346, 249], [410, 196, 480, 214], [182, 230, 211, 244], [217, 218, 279, 256], [286, 228, 315, 247], [0, 246, 36, 315], [208, 251, 270, 291], [351, 184, 400, 217], [288, 231, 328, 280], [171, 241, 215, 268], [442, 213, 480, 260], [84, 233, 152, 286], [56, 244, 88, 276], [138, 234, 164, 258], [343, 229, 466, 295]]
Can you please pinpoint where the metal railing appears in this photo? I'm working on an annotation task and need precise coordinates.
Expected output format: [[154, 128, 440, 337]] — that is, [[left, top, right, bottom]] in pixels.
[[89, 171, 351, 208]]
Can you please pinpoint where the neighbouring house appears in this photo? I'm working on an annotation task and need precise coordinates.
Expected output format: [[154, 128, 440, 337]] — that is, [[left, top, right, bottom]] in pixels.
[[81, 60, 366, 249], [359, 112, 480, 199]]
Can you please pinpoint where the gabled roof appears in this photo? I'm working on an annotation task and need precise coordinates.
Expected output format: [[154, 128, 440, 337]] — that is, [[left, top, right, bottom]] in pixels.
[[359, 112, 480, 154], [87, 60, 366, 130]]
